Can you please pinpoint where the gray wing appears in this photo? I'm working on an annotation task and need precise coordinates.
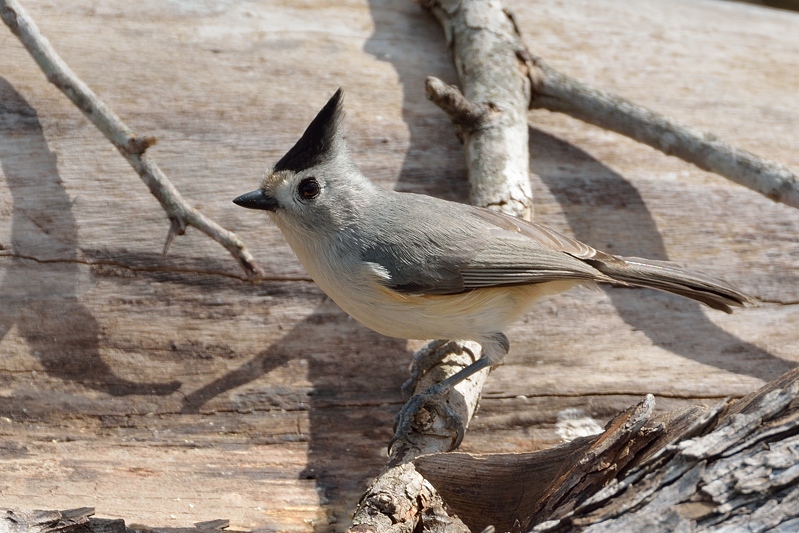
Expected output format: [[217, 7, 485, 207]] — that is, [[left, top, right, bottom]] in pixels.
[[360, 196, 611, 296]]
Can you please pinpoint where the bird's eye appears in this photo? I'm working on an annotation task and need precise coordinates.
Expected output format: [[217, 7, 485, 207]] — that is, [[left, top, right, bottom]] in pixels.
[[298, 177, 320, 200]]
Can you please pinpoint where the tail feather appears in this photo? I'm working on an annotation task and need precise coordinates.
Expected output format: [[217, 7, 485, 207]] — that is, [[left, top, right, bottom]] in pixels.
[[588, 256, 755, 314]]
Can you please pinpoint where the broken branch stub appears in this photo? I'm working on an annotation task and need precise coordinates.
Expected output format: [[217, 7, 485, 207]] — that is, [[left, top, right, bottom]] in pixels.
[[423, 0, 534, 221]]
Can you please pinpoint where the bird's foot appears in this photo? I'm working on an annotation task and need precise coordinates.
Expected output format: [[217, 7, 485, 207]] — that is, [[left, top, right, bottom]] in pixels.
[[389, 381, 466, 456], [401, 339, 451, 399]]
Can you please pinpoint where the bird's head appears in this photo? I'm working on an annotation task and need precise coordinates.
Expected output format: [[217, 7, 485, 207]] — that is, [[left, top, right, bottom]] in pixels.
[[234, 89, 374, 236]]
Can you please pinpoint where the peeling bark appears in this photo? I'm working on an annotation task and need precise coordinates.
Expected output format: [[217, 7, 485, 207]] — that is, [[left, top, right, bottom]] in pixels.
[[411, 369, 799, 532]]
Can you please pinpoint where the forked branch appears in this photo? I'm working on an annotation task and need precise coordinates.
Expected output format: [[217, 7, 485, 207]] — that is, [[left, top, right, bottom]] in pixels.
[[0, 0, 264, 279]]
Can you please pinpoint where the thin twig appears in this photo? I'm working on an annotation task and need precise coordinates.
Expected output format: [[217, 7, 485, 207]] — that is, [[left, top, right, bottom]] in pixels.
[[0, 0, 264, 279], [519, 46, 799, 210]]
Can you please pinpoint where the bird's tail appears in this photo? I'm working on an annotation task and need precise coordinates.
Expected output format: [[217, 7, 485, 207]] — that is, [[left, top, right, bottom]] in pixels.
[[588, 256, 755, 313]]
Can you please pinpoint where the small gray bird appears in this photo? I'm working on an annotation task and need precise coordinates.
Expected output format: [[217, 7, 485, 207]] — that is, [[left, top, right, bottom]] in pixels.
[[234, 89, 753, 448]]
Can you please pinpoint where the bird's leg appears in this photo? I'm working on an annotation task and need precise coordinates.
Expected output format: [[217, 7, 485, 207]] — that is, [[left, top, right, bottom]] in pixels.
[[390, 354, 493, 455], [401, 339, 458, 399]]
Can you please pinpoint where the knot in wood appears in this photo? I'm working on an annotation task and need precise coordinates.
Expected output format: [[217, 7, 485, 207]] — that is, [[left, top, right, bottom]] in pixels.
[[367, 492, 397, 515], [412, 405, 436, 432]]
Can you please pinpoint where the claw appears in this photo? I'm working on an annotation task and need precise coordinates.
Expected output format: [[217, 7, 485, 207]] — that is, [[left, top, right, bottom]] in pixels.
[[390, 355, 494, 456], [437, 400, 466, 449], [402, 340, 450, 399], [389, 391, 436, 454]]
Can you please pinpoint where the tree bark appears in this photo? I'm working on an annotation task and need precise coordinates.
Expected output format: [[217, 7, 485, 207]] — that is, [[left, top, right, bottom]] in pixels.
[[413, 368, 799, 532]]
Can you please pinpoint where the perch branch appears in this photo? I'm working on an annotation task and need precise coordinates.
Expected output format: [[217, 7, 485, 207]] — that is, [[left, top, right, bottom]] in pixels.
[[353, 0, 539, 529], [349, 341, 480, 531], [524, 54, 799, 210], [387, 0, 540, 459], [348, 463, 471, 533], [0, 0, 264, 279]]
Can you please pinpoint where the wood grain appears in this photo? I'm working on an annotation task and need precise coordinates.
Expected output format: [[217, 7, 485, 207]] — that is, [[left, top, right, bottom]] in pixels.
[[0, 0, 798, 530]]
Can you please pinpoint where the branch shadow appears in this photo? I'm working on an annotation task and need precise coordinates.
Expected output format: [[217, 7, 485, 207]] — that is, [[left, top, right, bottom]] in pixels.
[[0, 77, 180, 396], [528, 126, 794, 381], [179, 297, 408, 529], [363, 0, 467, 199], [361, 0, 790, 399]]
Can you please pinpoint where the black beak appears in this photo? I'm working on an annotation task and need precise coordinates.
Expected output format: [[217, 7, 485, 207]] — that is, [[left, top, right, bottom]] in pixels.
[[233, 189, 279, 211]]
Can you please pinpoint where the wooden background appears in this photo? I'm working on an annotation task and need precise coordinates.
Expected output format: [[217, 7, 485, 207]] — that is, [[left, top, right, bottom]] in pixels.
[[1, 0, 798, 531]]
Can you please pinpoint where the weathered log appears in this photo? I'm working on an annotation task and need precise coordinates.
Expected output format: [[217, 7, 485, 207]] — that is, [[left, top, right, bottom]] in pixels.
[[0, 508, 241, 533], [413, 368, 799, 532], [1, 0, 797, 531]]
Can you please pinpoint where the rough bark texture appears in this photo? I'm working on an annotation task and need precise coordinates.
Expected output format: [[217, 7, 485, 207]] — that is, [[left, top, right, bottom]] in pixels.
[[353, 1, 540, 526], [413, 369, 799, 532], [0, 0, 798, 531], [0, 508, 239, 533], [423, 0, 534, 220]]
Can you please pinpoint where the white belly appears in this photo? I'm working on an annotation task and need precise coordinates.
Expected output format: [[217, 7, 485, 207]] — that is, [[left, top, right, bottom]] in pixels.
[[279, 220, 579, 344]]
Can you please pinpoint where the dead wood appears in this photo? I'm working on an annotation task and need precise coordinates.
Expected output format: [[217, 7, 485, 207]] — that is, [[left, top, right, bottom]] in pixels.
[[424, 0, 799, 212], [1, 508, 94, 533], [421, 0, 535, 221], [525, 56, 799, 210], [0, 508, 242, 533], [10, 368, 799, 532], [4, 3, 796, 529], [0, 0, 264, 279], [412, 368, 799, 532]]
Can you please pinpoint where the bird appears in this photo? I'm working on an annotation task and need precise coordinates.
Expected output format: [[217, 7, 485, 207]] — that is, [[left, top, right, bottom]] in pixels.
[[233, 88, 753, 450]]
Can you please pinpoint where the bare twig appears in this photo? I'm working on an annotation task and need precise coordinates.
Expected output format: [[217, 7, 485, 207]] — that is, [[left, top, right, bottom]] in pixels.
[[0, 0, 264, 279], [524, 55, 799, 210]]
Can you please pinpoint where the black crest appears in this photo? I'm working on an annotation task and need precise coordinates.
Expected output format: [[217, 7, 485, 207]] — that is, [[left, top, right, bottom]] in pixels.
[[273, 88, 345, 173]]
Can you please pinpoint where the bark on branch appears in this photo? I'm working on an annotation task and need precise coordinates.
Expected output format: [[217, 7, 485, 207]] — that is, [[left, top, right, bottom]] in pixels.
[[423, 0, 534, 221], [352, 0, 539, 528], [0, 0, 264, 279], [525, 55, 799, 210], [424, 0, 799, 211]]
